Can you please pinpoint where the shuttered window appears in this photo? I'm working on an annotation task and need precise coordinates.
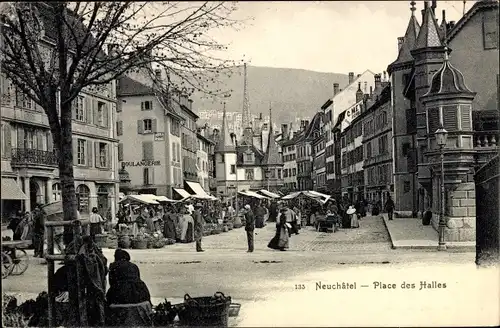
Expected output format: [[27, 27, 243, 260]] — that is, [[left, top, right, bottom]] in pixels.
[[118, 143, 124, 161], [142, 141, 153, 160], [116, 121, 123, 136], [460, 105, 472, 131], [143, 167, 154, 185], [427, 107, 439, 135], [483, 10, 498, 50], [442, 105, 458, 131]]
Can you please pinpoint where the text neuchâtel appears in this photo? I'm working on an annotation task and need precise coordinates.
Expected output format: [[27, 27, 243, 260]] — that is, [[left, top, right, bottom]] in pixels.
[[315, 281, 447, 291], [316, 282, 357, 290]]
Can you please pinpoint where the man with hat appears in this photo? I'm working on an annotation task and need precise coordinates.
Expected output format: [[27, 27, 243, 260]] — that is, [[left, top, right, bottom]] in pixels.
[[193, 203, 205, 252], [244, 204, 255, 253]]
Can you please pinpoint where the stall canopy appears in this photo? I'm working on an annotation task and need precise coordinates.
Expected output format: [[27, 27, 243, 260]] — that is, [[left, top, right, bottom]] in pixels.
[[185, 181, 216, 200], [173, 188, 191, 199], [119, 194, 159, 205], [282, 190, 331, 204], [1, 178, 28, 200], [239, 190, 268, 199], [258, 189, 281, 199], [140, 194, 175, 203]]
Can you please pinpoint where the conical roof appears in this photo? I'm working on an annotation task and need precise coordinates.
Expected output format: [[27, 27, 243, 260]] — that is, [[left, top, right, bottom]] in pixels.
[[424, 48, 475, 97], [215, 104, 235, 153], [387, 2, 420, 72], [414, 4, 443, 49], [262, 108, 283, 166]]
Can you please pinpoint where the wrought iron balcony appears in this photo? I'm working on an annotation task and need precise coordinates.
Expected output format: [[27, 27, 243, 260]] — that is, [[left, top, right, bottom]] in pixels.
[[11, 148, 58, 167]]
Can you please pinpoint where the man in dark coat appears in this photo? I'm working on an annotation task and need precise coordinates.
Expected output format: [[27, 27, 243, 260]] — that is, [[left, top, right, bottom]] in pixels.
[[385, 196, 395, 220], [193, 203, 205, 252], [244, 204, 255, 253], [254, 202, 266, 228], [268, 201, 278, 222]]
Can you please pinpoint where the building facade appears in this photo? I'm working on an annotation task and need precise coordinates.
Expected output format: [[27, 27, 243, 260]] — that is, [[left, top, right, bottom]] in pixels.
[[362, 84, 393, 206], [296, 114, 323, 191], [281, 135, 298, 192], [116, 74, 184, 198], [1, 75, 120, 219], [324, 71, 376, 192], [312, 132, 326, 193], [196, 131, 215, 192], [387, 1, 498, 241]]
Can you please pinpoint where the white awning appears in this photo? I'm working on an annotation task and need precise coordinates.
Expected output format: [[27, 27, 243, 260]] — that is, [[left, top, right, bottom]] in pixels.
[[153, 195, 176, 202], [173, 188, 192, 199], [259, 189, 281, 199], [185, 181, 212, 199], [119, 194, 159, 205], [239, 190, 268, 199], [282, 191, 301, 200], [1, 178, 28, 200]]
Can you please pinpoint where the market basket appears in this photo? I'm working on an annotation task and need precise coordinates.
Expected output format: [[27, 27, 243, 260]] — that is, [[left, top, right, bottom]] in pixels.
[[178, 292, 231, 327]]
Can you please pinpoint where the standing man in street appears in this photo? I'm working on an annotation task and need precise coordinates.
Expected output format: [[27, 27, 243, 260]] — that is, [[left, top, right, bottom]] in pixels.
[[244, 204, 255, 253], [384, 195, 395, 220], [193, 203, 205, 252]]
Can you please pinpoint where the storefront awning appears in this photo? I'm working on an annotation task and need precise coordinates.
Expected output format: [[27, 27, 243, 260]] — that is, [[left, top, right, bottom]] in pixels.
[[1, 178, 28, 200], [258, 189, 281, 199], [185, 181, 212, 199], [174, 188, 192, 199], [239, 190, 268, 199], [119, 194, 160, 205]]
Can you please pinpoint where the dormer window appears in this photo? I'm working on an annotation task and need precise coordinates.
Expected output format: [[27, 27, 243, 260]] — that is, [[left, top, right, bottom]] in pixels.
[[244, 150, 254, 164]]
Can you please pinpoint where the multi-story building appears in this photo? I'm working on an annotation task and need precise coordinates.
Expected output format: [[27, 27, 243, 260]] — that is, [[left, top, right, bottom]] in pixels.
[[179, 96, 200, 193], [116, 73, 184, 198], [280, 123, 298, 192], [362, 84, 393, 205], [340, 90, 365, 202], [324, 71, 376, 192], [296, 114, 323, 191], [196, 131, 215, 192], [387, 1, 498, 242], [312, 131, 326, 193], [1, 76, 119, 219]]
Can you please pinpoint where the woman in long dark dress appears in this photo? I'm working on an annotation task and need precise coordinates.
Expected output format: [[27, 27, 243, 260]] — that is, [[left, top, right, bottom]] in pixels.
[[163, 205, 177, 240], [267, 209, 289, 251], [106, 249, 152, 326]]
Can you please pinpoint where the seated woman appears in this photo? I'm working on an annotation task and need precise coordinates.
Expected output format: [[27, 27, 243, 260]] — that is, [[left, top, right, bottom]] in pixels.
[[106, 249, 153, 326]]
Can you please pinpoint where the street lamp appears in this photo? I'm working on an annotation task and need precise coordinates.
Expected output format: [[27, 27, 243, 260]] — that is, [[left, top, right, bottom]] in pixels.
[[435, 126, 448, 251]]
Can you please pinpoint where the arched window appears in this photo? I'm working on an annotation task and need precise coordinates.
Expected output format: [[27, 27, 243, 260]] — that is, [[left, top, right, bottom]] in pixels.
[[76, 184, 90, 213], [52, 183, 62, 202]]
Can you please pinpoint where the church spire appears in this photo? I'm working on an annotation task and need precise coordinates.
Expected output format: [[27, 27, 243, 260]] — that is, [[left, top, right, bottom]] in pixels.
[[215, 102, 235, 153], [242, 63, 251, 129], [262, 104, 283, 166]]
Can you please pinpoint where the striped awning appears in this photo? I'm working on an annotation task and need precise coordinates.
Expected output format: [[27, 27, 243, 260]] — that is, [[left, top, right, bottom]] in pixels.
[[1, 178, 28, 200]]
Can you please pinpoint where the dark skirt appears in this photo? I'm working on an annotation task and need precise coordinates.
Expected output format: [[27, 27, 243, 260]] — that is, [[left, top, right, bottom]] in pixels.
[[106, 280, 151, 305], [185, 222, 194, 243], [163, 220, 177, 240], [255, 216, 265, 229], [90, 222, 102, 236], [267, 226, 281, 250]]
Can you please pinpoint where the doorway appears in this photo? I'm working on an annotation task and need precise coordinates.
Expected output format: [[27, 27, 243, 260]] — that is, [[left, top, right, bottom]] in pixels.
[[97, 185, 109, 217], [29, 180, 41, 210]]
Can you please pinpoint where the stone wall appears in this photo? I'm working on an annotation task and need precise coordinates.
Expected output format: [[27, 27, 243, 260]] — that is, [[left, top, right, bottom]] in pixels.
[[431, 182, 476, 242]]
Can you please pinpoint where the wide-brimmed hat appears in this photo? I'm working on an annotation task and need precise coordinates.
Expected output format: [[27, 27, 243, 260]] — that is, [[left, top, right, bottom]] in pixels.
[[346, 206, 356, 215]]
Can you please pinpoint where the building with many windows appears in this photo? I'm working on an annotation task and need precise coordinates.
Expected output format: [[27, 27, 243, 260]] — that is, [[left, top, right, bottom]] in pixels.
[[1, 76, 119, 219], [280, 124, 298, 193], [196, 130, 215, 192], [116, 73, 184, 198]]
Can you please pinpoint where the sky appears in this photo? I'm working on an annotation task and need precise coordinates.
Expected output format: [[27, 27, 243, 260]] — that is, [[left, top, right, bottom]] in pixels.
[[211, 1, 476, 74]]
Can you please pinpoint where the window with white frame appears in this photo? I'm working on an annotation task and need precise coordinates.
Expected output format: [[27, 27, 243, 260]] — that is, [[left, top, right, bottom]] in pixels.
[[24, 128, 38, 149], [143, 119, 152, 133], [77, 139, 86, 165], [74, 96, 85, 121], [97, 101, 105, 126], [99, 142, 107, 167], [52, 183, 62, 201], [141, 101, 153, 111]]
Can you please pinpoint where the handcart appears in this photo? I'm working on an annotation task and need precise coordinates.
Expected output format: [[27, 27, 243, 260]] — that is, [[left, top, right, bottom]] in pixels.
[[2, 239, 31, 278]]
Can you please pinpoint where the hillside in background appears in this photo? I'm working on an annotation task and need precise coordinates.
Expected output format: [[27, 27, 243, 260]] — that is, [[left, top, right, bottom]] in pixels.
[[191, 65, 349, 127]]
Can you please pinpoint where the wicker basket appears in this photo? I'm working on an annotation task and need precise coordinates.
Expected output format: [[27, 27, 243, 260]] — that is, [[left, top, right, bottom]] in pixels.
[[178, 292, 231, 327]]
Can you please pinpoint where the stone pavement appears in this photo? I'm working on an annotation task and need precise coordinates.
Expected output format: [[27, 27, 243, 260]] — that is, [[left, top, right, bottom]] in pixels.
[[382, 215, 475, 251]]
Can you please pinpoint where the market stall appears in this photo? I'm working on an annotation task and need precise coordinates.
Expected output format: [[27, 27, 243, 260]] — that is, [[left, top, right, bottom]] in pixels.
[[258, 189, 281, 199]]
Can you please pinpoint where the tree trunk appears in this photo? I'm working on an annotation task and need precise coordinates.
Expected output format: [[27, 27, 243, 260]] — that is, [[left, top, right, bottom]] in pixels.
[[56, 100, 78, 245]]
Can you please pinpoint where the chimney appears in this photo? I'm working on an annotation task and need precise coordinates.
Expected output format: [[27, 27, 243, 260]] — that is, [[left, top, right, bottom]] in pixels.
[[356, 82, 364, 103], [333, 83, 340, 96], [397, 37, 405, 51], [281, 124, 289, 140], [431, 0, 436, 15], [442, 9, 446, 22], [259, 113, 263, 120], [383, 71, 387, 82], [364, 81, 368, 93], [369, 86, 373, 97], [348, 72, 355, 84], [357, 74, 361, 78], [304, 120, 309, 129], [154, 69, 162, 81], [374, 74, 382, 93]]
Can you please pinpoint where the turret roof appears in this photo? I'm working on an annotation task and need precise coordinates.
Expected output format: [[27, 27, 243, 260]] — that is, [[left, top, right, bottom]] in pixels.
[[214, 104, 235, 153], [414, 4, 443, 49], [262, 108, 283, 166]]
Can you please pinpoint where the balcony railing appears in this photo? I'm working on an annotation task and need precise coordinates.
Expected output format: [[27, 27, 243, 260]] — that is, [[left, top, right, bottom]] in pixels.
[[474, 130, 498, 148], [11, 148, 58, 167]]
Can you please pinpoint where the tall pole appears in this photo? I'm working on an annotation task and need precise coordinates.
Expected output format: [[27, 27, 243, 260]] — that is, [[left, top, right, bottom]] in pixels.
[[438, 145, 447, 251], [234, 130, 239, 217]]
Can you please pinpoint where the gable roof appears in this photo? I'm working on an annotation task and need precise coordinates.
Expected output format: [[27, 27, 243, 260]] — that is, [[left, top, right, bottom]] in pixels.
[[296, 111, 324, 143], [387, 11, 420, 73], [117, 75, 155, 96], [262, 116, 283, 166]]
